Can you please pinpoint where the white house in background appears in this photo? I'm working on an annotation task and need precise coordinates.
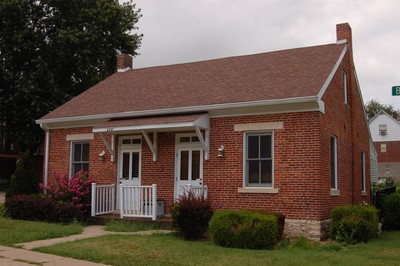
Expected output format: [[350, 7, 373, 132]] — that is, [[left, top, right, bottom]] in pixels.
[[369, 110, 400, 183]]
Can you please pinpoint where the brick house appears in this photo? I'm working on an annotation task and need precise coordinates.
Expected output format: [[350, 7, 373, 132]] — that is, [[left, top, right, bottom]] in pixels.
[[36, 23, 371, 240], [369, 110, 400, 183]]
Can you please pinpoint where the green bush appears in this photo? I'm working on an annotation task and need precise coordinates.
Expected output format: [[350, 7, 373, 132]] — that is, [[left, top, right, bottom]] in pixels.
[[5, 194, 83, 223], [247, 209, 285, 240], [382, 191, 400, 230], [6, 151, 40, 197], [171, 189, 213, 240], [330, 205, 378, 244], [209, 210, 278, 249], [0, 203, 5, 217]]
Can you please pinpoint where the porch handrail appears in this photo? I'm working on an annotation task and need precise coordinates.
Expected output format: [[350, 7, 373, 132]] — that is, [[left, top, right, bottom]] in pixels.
[[119, 184, 157, 220], [91, 183, 115, 216]]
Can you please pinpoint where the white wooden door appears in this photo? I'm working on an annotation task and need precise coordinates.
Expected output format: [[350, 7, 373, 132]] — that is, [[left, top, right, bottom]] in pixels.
[[119, 149, 140, 186], [175, 147, 203, 198]]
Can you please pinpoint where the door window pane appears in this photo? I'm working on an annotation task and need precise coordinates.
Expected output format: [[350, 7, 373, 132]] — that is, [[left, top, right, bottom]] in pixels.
[[180, 151, 189, 180], [122, 152, 130, 180], [132, 152, 139, 178], [192, 150, 200, 180]]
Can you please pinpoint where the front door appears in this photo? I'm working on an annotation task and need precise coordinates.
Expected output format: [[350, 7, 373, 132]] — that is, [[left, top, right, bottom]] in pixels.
[[118, 137, 141, 210], [175, 136, 203, 199], [119, 149, 140, 186]]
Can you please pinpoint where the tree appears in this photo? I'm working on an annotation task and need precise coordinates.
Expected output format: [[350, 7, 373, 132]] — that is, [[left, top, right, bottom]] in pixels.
[[365, 99, 400, 121], [6, 150, 40, 197], [0, 0, 142, 152]]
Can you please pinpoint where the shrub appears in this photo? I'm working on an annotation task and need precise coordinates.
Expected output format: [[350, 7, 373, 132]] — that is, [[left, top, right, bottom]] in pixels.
[[247, 209, 285, 240], [0, 203, 5, 217], [171, 189, 213, 240], [6, 151, 40, 197], [40, 171, 95, 216], [209, 210, 278, 249], [330, 205, 378, 244], [5, 194, 83, 223], [382, 191, 400, 230]]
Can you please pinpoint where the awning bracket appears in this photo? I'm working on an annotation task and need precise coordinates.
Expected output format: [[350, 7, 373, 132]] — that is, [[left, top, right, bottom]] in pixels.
[[142, 130, 157, 162], [99, 133, 115, 162], [195, 126, 210, 160]]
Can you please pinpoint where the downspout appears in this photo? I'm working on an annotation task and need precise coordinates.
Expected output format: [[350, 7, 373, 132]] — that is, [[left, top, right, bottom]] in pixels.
[[40, 124, 50, 188]]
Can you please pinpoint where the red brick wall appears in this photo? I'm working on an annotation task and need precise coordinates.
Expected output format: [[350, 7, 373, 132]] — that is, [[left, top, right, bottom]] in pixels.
[[374, 141, 400, 162], [204, 113, 323, 220]]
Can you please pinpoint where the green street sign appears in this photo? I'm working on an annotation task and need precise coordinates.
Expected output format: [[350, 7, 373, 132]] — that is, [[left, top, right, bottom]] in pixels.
[[393, 86, 400, 96]]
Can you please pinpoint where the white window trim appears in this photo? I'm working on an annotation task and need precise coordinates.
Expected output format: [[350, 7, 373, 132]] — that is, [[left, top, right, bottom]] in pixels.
[[361, 152, 366, 193], [242, 131, 274, 189], [69, 141, 90, 177], [330, 135, 339, 196], [343, 71, 348, 105]]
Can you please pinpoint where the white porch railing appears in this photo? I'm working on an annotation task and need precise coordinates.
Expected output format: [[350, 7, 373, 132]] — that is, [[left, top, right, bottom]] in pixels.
[[119, 184, 158, 220], [91, 183, 116, 216], [180, 185, 208, 199]]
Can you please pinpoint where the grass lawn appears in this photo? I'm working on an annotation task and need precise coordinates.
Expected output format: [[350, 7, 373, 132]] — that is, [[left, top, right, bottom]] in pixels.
[[105, 219, 163, 232], [36, 231, 400, 266], [0, 217, 83, 246]]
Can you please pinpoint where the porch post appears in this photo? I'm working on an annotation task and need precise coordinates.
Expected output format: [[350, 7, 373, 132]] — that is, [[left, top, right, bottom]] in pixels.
[[152, 184, 157, 221], [91, 183, 96, 217], [120, 184, 124, 219]]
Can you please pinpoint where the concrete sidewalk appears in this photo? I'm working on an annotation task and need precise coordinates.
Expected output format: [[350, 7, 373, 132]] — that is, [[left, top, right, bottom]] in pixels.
[[0, 225, 173, 265], [0, 245, 108, 265]]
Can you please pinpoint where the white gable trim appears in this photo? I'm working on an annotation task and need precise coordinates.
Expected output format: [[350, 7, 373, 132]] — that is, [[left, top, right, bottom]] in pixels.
[[317, 45, 348, 99]]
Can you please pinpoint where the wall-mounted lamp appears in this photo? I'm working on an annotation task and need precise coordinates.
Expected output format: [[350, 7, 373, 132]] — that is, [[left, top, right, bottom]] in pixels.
[[217, 145, 224, 157], [98, 150, 106, 160]]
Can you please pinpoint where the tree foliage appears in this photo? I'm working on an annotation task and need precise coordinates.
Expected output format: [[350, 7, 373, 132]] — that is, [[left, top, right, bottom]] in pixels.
[[0, 0, 142, 151], [365, 99, 400, 121], [6, 150, 40, 197]]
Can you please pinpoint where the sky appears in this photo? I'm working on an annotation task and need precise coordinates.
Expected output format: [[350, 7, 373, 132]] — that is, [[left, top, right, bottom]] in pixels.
[[131, 0, 400, 109]]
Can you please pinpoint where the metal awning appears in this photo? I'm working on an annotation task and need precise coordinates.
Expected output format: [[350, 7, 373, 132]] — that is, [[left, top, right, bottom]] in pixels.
[[93, 113, 209, 133], [92, 113, 210, 161]]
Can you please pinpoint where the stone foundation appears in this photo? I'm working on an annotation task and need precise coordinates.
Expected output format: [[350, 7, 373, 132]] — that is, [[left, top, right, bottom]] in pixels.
[[284, 219, 331, 241]]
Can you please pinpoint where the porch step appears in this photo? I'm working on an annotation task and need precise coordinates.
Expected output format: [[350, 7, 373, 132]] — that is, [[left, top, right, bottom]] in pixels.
[[88, 214, 173, 230]]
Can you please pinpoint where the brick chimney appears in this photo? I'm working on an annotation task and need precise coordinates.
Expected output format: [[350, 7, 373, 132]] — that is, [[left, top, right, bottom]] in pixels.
[[336, 23, 353, 60], [116, 54, 133, 72]]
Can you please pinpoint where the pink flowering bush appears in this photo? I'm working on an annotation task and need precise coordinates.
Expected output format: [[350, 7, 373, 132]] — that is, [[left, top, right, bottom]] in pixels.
[[40, 171, 95, 216]]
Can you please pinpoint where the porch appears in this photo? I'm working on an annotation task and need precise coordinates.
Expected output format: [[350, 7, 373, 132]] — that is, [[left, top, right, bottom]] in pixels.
[[91, 183, 208, 221]]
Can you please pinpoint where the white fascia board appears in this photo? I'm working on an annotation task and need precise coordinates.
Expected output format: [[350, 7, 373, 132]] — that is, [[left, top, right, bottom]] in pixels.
[[317, 45, 348, 100], [36, 96, 319, 126]]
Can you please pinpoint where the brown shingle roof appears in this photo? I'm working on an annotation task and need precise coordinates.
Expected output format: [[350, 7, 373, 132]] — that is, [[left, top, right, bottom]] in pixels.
[[40, 43, 345, 121]]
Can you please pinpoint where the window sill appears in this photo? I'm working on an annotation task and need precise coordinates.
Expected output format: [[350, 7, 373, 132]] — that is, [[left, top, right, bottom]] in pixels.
[[238, 187, 279, 194], [362, 191, 367, 196], [331, 189, 340, 196]]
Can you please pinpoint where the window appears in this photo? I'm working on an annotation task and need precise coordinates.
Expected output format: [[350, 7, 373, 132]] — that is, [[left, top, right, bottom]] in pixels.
[[71, 142, 89, 175], [330, 136, 338, 190], [343, 71, 348, 104], [379, 124, 387, 136], [381, 143, 387, 153], [361, 152, 366, 192], [245, 133, 273, 187]]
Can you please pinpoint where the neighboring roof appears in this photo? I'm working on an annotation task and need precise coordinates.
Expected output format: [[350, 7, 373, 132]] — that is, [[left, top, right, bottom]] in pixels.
[[38, 42, 346, 123], [368, 110, 400, 125]]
